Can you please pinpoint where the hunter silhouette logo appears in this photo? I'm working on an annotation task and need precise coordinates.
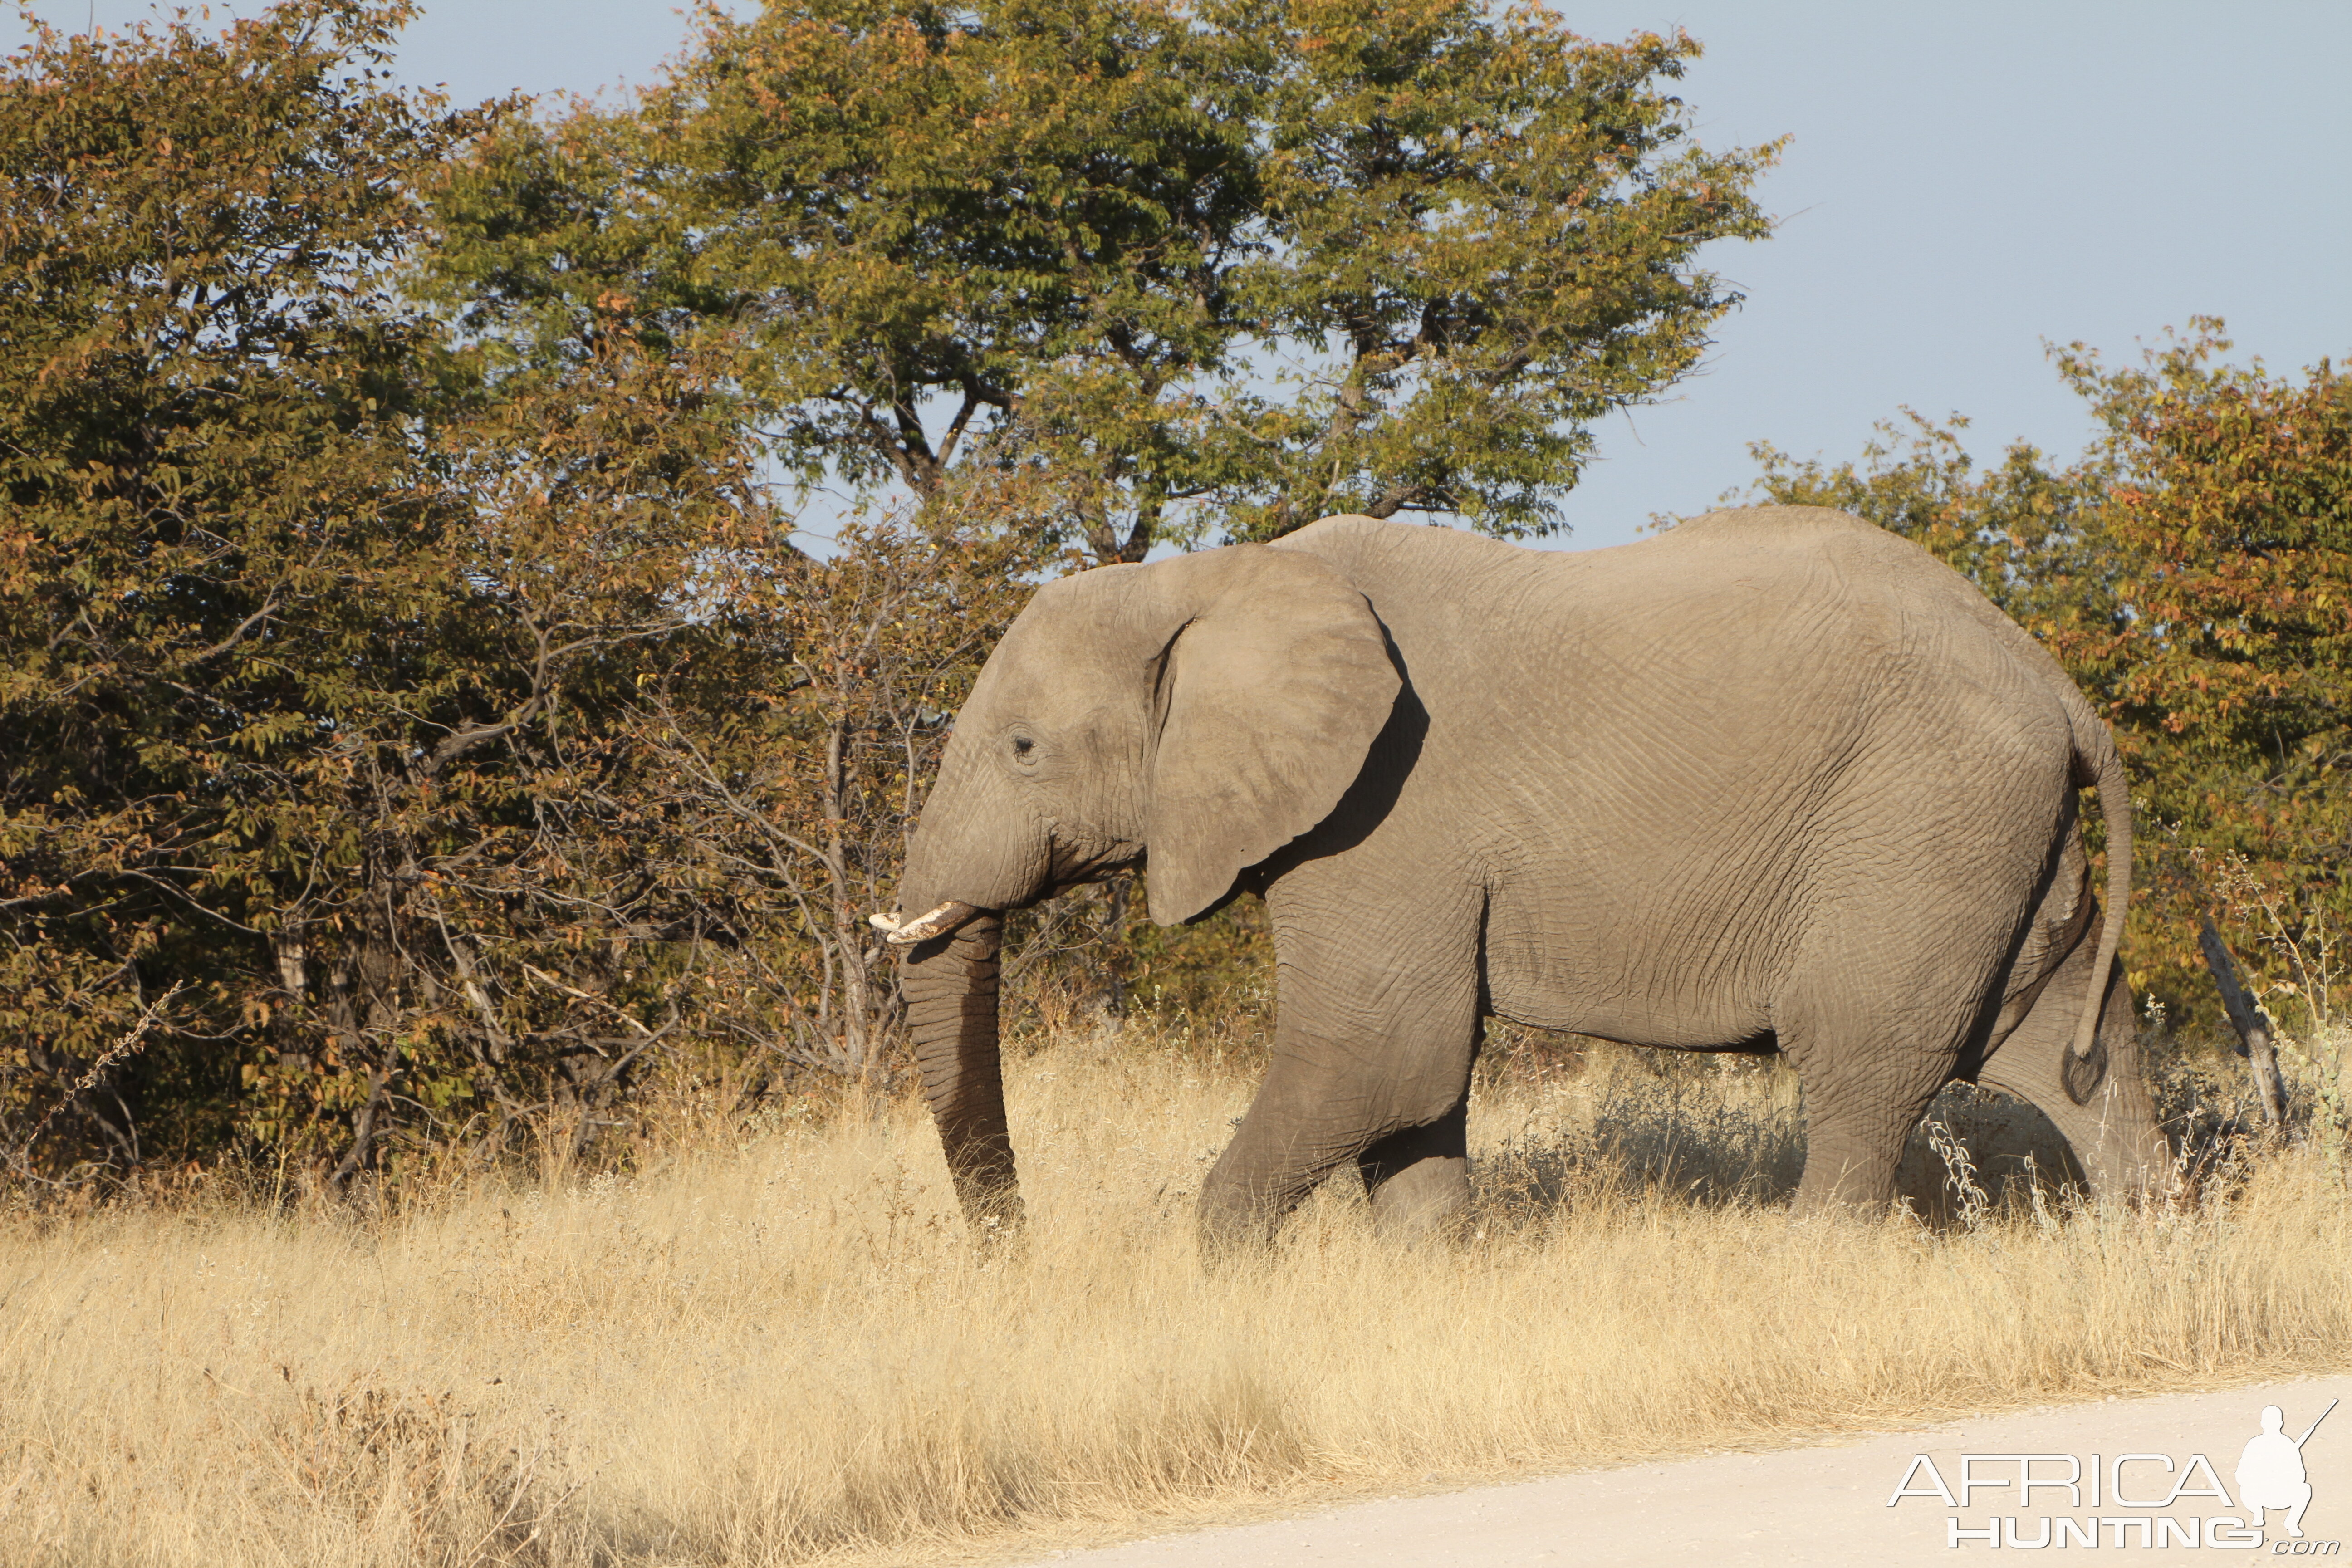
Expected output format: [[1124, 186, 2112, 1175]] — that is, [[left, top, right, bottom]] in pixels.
[[2240, 1401, 2336, 1540], [1888, 1397, 2342, 1550]]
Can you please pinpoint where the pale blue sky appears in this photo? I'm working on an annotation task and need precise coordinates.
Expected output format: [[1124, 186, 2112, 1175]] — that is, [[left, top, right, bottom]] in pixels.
[[9, 1, 2348, 549]]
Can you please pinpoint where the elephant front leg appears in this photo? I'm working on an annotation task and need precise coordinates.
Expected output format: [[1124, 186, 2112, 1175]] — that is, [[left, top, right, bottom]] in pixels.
[[1196, 1081, 1364, 1259], [1199, 1071, 1475, 1257], [1196, 919, 1482, 1258]]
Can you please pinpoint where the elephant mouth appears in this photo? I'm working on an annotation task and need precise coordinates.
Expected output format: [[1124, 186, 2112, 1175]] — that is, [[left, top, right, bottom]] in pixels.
[[868, 900, 985, 946]]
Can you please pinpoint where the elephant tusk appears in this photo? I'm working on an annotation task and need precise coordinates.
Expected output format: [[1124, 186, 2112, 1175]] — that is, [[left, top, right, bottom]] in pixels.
[[870, 901, 980, 946]]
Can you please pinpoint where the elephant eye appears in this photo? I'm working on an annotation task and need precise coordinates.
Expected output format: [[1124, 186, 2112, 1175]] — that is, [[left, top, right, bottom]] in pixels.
[[1011, 734, 1036, 762]]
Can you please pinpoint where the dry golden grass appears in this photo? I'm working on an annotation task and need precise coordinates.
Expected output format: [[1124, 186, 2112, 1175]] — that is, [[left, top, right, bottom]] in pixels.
[[5, 1028, 2350, 1567]]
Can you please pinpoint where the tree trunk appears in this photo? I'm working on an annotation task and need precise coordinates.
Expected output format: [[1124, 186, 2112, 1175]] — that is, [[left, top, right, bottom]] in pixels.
[[323, 886, 406, 1193], [822, 716, 872, 1076], [898, 913, 1024, 1235]]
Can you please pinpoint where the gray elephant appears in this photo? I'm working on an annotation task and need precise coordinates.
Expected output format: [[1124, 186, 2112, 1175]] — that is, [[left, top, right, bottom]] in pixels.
[[876, 507, 2168, 1250]]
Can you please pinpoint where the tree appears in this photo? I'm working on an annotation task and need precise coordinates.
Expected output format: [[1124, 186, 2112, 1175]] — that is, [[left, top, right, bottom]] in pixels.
[[2058, 324, 2352, 1039], [0, 0, 497, 1179], [632, 507, 1043, 1084], [430, 0, 1779, 562], [1205, 0, 1777, 543], [0, 2, 875, 1186]]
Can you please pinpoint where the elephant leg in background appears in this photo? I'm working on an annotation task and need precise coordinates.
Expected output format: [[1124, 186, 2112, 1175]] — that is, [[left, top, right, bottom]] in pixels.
[[1198, 907, 1483, 1256], [1977, 937, 2169, 1198], [1356, 1086, 1473, 1241]]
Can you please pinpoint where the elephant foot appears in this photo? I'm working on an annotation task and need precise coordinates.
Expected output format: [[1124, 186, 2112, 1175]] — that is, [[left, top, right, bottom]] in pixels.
[[1195, 1119, 1338, 1264], [968, 1208, 1029, 1266], [1369, 1161, 1470, 1242], [2081, 1126, 2181, 1207]]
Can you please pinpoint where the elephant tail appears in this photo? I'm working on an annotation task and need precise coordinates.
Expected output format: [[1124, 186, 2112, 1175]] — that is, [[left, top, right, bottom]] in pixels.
[[2068, 705, 2133, 1066]]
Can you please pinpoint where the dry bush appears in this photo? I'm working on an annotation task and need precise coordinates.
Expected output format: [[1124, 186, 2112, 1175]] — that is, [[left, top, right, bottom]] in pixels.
[[6, 1026, 2352, 1567]]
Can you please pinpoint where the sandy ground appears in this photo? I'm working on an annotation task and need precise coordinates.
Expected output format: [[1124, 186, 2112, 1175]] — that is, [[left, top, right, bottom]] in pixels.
[[1023, 1376, 2352, 1565]]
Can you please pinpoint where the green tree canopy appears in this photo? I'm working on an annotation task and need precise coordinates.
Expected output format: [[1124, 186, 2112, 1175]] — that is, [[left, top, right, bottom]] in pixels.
[[430, 0, 1779, 561], [0, 0, 497, 1171], [0, 0, 964, 1186]]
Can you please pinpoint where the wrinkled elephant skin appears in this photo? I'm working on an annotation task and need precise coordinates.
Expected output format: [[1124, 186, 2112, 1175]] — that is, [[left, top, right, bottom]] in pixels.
[[889, 509, 2168, 1253]]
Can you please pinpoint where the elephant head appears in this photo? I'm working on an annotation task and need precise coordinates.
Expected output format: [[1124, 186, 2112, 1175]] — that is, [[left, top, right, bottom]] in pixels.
[[880, 541, 1401, 1234]]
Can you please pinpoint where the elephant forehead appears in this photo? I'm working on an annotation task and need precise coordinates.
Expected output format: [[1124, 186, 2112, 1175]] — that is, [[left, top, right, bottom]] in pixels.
[[979, 632, 1127, 709], [982, 596, 1156, 700]]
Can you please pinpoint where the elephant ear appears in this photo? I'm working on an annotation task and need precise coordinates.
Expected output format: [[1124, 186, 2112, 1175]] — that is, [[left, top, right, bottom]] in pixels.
[[1143, 545, 1400, 925]]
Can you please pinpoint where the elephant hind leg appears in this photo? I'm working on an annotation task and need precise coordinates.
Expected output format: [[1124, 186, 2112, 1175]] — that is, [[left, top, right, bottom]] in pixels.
[[1777, 984, 1986, 1217]]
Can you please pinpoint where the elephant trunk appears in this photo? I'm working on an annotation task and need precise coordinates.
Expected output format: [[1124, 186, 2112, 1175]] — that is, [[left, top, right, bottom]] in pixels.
[[899, 913, 1024, 1235]]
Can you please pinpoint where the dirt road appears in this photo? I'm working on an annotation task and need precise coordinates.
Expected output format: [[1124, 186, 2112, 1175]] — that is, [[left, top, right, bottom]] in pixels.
[[1028, 1376, 2352, 1565]]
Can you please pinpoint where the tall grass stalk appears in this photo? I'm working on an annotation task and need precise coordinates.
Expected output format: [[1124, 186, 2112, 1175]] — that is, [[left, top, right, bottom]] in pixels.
[[4, 1033, 2349, 1566]]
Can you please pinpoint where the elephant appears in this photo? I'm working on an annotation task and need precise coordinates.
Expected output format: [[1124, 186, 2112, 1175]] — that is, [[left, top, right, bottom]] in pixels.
[[875, 506, 2170, 1251]]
